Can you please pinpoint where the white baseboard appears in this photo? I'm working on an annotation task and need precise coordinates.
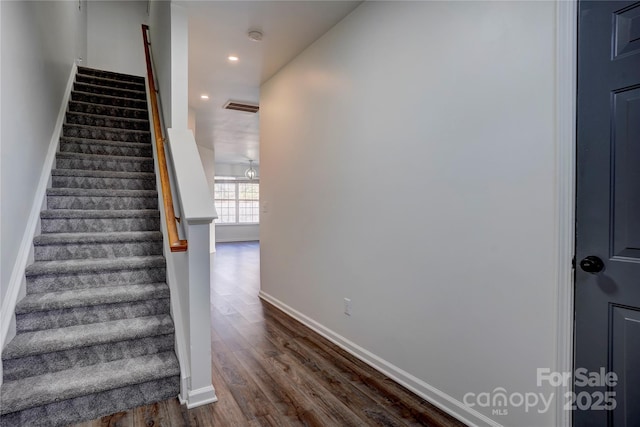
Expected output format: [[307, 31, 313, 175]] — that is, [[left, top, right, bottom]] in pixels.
[[258, 290, 500, 427], [215, 237, 260, 243], [185, 385, 218, 409], [0, 64, 77, 356]]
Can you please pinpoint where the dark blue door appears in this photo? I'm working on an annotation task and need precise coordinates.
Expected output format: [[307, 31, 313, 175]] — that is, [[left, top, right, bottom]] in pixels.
[[575, 1, 640, 426]]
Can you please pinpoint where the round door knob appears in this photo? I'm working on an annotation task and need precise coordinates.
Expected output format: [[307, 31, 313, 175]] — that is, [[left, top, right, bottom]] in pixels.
[[580, 256, 605, 273]]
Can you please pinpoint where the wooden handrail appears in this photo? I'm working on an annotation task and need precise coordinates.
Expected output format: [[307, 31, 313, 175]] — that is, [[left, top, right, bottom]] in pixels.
[[141, 24, 187, 252]]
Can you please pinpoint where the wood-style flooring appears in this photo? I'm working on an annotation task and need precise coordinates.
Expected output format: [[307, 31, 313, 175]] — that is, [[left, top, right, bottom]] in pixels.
[[72, 241, 466, 427]]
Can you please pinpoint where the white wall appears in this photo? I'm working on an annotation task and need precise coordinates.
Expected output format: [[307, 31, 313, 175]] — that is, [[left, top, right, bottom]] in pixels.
[[197, 144, 216, 251], [216, 225, 259, 243], [1, 0, 81, 333], [148, 0, 172, 127], [190, 107, 216, 249], [148, 1, 188, 130], [169, 3, 188, 129], [260, 2, 558, 426], [86, 1, 148, 76], [214, 162, 260, 179], [188, 107, 197, 134]]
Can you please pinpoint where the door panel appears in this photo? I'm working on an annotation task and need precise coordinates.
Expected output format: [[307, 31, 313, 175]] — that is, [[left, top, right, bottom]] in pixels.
[[613, 4, 640, 58], [610, 306, 640, 425], [575, 1, 640, 426], [611, 87, 640, 258]]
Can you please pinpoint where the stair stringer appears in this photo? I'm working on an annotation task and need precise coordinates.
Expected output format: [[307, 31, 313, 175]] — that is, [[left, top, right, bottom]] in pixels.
[[0, 64, 78, 382]]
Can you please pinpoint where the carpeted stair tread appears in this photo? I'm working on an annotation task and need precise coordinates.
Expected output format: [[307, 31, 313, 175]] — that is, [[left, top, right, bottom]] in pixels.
[[73, 82, 146, 100], [77, 66, 145, 84], [65, 111, 150, 131], [25, 269, 166, 294], [75, 73, 145, 92], [0, 376, 179, 427], [34, 231, 162, 245], [51, 177, 155, 191], [58, 139, 152, 159], [58, 136, 151, 154], [33, 231, 163, 261], [40, 209, 159, 219], [55, 151, 154, 173], [63, 122, 150, 136], [63, 123, 151, 143], [56, 151, 152, 163], [15, 299, 170, 333], [0, 351, 178, 415], [47, 189, 158, 210], [2, 335, 175, 382], [2, 315, 174, 360], [51, 169, 155, 179], [71, 91, 147, 110], [15, 283, 169, 314], [40, 210, 161, 233], [56, 159, 154, 174], [25, 255, 165, 277], [47, 188, 157, 198], [68, 100, 149, 119], [60, 136, 151, 149]]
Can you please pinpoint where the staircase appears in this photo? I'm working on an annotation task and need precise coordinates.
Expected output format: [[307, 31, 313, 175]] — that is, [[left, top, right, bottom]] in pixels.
[[0, 67, 180, 426]]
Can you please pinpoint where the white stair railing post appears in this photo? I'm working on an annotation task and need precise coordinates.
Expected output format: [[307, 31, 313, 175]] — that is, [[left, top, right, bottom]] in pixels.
[[185, 221, 216, 406], [166, 128, 218, 408]]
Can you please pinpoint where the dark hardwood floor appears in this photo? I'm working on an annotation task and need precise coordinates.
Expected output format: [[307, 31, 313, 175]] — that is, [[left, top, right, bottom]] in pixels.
[[72, 241, 466, 427]]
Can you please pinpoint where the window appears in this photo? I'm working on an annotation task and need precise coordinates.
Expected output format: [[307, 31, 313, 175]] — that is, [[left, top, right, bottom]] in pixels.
[[214, 177, 259, 224]]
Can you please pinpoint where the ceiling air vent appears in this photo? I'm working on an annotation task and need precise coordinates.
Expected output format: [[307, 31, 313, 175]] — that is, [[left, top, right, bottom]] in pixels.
[[223, 100, 259, 113]]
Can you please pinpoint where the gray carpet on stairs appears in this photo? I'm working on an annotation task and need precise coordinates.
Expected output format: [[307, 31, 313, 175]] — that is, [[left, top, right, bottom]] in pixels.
[[0, 66, 180, 426]]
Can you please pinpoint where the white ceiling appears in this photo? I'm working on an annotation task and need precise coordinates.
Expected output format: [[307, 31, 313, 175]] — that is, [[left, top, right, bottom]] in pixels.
[[185, 1, 361, 166]]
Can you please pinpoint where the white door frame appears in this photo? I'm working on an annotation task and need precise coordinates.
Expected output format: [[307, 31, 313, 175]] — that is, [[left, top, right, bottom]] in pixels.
[[555, 1, 577, 426]]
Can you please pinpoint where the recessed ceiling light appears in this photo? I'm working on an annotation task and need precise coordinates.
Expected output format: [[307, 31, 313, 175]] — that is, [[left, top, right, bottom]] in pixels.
[[228, 55, 239, 62], [200, 94, 209, 100]]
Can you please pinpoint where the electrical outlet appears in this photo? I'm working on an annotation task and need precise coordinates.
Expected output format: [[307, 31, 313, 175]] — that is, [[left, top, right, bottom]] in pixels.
[[344, 298, 352, 316]]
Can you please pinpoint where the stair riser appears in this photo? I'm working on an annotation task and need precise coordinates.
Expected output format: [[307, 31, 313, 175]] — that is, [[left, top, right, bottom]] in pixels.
[[16, 299, 170, 333], [52, 175, 156, 191], [47, 195, 158, 210], [73, 82, 146, 100], [34, 240, 162, 262], [0, 375, 179, 426], [40, 216, 160, 233], [2, 334, 174, 382], [75, 74, 145, 92], [66, 113, 150, 131], [63, 124, 151, 143], [71, 91, 147, 110], [26, 268, 166, 294], [59, 141, 152, 158], [68, 101, 148, 120], [56, 157, 154, 173]]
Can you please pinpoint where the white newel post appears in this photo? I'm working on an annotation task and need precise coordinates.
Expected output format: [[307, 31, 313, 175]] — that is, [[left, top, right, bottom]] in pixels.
[[185, 221, 216, 406], [166, 128, 218, 408]]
